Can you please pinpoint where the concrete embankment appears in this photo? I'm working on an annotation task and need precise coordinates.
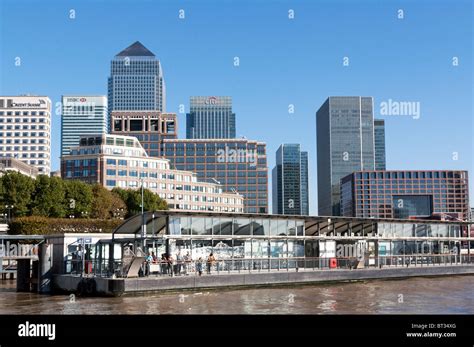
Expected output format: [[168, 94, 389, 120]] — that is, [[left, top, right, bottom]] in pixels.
[[53, 265, 474, 297]]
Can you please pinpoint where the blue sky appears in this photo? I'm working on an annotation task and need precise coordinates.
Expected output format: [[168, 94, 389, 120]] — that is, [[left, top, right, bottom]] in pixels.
[[1, 0, 472, 214]]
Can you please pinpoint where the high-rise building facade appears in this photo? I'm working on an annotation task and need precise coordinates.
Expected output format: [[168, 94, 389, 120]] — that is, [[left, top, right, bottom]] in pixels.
[[61, 95, 108, 157], [108, 41, 166, 112], [61, 134, 244, 213], [111, 111, 177, 157], [0, 96, 51, 175], [161, 138, 268, 213], [186, 96, 235, 139], [340, 170, 470, 220], [374, 119, 386, 170], [316, 96, 375, 216], [272, 144, 309, 215]]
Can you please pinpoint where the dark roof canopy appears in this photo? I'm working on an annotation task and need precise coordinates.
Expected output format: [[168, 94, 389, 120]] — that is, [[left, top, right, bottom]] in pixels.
[[112, 211, 470, 238], [116, 41, 155, 57]]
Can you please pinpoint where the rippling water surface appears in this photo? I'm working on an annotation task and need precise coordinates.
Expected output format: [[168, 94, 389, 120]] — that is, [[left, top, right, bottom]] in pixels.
[[0, 276, 473, 314]]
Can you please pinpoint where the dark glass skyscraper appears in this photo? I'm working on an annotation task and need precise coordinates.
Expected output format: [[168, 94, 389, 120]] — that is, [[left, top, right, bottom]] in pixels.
[[374, 119, 386, 170], [316, 96, 375, 216], [272, 144, 309, 215], [186, 96, 235, 139], [108, 41, 166, 112]]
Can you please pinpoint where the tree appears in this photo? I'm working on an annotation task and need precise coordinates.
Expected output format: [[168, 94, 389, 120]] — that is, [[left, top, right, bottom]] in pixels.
[[31, 175, 66, 217], [0, 172, 35, 217], [143, 189, 168, 211], [112, 188, 167, 218], [90, 184, 127, 219], [64, 180, 93, 218]]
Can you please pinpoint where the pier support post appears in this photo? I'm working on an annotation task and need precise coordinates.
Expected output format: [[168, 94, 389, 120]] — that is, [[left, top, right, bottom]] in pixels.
[[16, 259, 31, 292], [38, 243, 52, 294]]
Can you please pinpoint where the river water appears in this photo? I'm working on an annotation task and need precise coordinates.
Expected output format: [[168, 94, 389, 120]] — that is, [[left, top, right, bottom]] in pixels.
[[0, 276, 473, 314]]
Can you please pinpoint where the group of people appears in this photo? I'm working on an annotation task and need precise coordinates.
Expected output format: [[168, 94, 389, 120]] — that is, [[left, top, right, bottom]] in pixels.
[[142, 251, 217, 277]]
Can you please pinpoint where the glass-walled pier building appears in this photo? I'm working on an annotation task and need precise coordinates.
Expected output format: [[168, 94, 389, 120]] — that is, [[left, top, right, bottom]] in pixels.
[[93, 211, 473, 276]]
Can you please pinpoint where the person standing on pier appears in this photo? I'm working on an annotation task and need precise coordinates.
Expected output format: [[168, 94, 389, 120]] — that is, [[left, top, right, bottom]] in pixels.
[[196, 257, 203, 276], [167, 254, 174, 277], [206, 253, 215, 275], [176, 251, 183, 275], [183, 252, 191, 275]]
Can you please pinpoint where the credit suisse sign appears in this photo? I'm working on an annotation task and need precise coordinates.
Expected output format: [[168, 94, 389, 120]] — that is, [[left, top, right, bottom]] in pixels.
[[5, 98, 48, 109]]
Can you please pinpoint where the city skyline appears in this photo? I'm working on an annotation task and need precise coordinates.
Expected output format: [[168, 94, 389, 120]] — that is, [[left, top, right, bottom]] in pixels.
[[1, 0, 472, 214]]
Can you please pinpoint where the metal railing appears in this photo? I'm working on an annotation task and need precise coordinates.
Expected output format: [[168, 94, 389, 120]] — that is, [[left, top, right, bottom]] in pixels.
[[64, 253, 474, 278]]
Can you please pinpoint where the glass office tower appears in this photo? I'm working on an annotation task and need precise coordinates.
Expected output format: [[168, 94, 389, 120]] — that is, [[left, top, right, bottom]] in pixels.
[[374, 119, 386, 170], [61, 95, 108, 157], [316, 96, 375, 216], [272, 144, 309, 215], [108, 41, 166, 112], [186, 96, 235, 139]]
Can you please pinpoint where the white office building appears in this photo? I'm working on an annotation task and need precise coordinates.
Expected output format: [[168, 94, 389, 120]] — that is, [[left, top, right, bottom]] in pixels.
[[0, 96, 51, 175]]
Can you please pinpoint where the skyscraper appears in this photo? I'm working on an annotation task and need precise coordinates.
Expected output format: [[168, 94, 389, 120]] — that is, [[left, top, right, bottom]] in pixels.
[[61, 95, 108, 157], [0, 96, 51, 175], [374, 119, 386, 170], [108, 41, 166, 112], [316, 96, 375, 216], [186, 96, 236, 139], [272, 144, 309, 215]]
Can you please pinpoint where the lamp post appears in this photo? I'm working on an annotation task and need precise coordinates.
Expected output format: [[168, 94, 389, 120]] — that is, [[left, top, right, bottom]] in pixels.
[[5, 205, 14, 223], [141, 178, 145, 251]]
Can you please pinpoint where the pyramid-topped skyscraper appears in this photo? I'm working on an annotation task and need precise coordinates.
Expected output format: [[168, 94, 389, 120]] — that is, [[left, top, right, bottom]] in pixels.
[[108, 41, 166, 112]]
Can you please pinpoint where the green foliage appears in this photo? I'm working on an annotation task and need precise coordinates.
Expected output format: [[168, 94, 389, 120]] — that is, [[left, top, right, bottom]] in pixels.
[[0, 172, 35, 217], [112, 187, 168, 218], [64, 180, 93, 217], [7, 216, 49, 235], [8, 216, 122, 235], [31, 175, 66, 217], [91, 184, 127, 219], [0, 172, 166, 224]]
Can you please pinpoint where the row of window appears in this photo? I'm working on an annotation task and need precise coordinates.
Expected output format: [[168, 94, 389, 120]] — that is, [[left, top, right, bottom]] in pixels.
[[0, 145, 46, 151], [70, 148, 98, 155], [0, 112, 47, 116], [0, 132, 48, 137], [64, 159, 98, 167], [173, 164, 267, 172], [105, 158, 168, 170], [355, 172, 465, 180], [0, 139, 48, 144], [65, 169, 97, 178], [0, 125, 48, 130], [162, 143, 265, 151], [0, 148, 48, 157]]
